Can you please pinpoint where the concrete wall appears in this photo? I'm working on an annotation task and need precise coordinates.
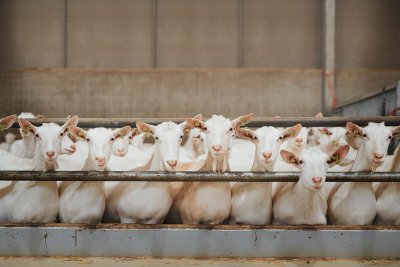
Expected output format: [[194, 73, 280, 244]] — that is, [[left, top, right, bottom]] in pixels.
[[0, 0, 399, 117], [336, 0, 400, 69], [0, 69, 322, 118]]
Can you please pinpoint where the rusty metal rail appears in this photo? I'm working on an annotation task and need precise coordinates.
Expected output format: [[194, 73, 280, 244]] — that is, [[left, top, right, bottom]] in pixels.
[[1, 171, 400, 182], [10, 116, 400, 128]]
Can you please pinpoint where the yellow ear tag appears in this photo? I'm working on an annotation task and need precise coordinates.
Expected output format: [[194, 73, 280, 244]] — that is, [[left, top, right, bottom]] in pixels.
[[291, 157, 297, 164], [332, 154, 340, 164], [142, 126, 148, 133], [194, 121, 200, 127], [288, 129, 295, 137], [120, 132, 125, 139], [0, 123, 6, 132], [78, 130, 85, 138]]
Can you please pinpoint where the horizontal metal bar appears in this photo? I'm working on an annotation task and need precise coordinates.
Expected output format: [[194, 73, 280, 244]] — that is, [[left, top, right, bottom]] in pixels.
[[9, 116, 400, 128], [0, 171, 400, 182]]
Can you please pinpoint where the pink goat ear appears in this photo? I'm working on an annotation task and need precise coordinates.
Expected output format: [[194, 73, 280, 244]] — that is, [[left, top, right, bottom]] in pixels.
[[0, 114, 17, 131], [69, 125, 88, 140], [18, 118, 37, 135], [136, 121, 156, 135]]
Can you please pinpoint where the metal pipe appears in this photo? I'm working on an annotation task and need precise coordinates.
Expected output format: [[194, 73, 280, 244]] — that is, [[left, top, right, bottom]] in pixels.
[[1, 171, 400, 182], [10, 116, 400, 129]]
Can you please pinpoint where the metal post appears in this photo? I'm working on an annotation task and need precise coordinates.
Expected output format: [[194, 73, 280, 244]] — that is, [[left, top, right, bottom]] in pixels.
[[322, 0, 336, 115]]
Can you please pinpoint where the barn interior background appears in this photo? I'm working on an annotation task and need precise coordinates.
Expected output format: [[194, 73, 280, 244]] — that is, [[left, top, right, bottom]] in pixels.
[[1, 0, 400, 118]]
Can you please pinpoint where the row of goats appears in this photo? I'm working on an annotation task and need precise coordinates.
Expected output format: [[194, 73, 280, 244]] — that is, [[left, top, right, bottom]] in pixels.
[[0, 113, 399, 226]]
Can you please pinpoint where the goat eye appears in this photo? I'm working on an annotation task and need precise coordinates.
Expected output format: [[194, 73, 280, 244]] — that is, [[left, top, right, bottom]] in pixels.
[[180, 135, 183, 139], [278, 136, 283, 140], [254, 136, 258, 140], [362, 134, 367, 138], [299, 160, 304, 164], [388, 135, 392, 140], [86, 138, 90, 142], [129, 136, 132, 139], [60, 132, 64, 137], [155, 136, 159, 140], [204, 127, 208, 131], [229, 127, 233, 131], [111, 137, 115, 141], [35, 134, 39, 138]]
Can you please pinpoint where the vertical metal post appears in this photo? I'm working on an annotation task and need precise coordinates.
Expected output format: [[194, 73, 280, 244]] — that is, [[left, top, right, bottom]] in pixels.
[[322, 0, 336, 115]]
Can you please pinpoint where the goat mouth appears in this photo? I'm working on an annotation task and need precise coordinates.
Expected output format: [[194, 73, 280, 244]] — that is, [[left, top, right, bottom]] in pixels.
[[96, 162, 106, 167], [372, 158, 384, 164], [261, 158, 273, 164]]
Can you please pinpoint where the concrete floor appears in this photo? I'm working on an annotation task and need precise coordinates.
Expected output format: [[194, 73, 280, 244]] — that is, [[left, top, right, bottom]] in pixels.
[[1, 257, 400, 267]]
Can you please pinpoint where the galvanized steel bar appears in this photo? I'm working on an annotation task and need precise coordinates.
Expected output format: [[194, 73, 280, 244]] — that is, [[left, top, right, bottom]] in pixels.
[[10, 116, 400, 128], [1, 171, 400, 182]]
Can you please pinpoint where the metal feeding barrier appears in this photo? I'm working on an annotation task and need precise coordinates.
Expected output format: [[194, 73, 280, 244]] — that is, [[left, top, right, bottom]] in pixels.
[[1, 171, 400, 182], [2, 116, 400, 259]]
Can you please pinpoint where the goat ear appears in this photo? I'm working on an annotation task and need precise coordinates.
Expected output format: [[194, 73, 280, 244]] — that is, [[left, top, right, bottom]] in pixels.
[[113, 126, 131, 140], [18, 118, 37, 135], [180, 114, 202, 131], [346, 122, 363, 138], [391, 126, 400, 138], [187, 118, 206, 131], [136, 121, 155, 135], [282, 124, 302, 142], [232, 113, 253, 128], [327, 145, 350, 167], [0, 114, 17, 131], [280, 150, 300, 167], [62, 115, 79, 133], [314, 112, 323, 118], [69, 125, 88, 140], [131, 128, 140, 138], [235, 127, 257, 142]]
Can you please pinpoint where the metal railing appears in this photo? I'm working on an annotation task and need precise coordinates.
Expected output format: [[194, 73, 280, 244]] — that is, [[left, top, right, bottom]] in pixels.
[[9, 115, 400, 128], [0, 171, 400, 182]]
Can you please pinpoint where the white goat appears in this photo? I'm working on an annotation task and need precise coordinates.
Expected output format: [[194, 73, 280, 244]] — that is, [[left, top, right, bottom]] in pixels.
[[0, 132, 16, 152], [181, 127, 208, 162], [229, 124, 301, 225], [0, 116, 78, 223], [167, 114, 253, 224], [375, 141, 400, 225], [58, 125, 131, 223], [326, 122, 400, 225], [273, 145, 349, 225], [105, 119, 190, 223]]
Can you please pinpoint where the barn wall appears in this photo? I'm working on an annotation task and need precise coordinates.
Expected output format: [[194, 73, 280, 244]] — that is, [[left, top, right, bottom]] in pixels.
[[0, 0, 399, 117], [0, 69, 322, 118]]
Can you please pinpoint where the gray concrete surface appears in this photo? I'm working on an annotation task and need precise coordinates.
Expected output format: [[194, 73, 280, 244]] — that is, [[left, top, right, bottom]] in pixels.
[[243, 0, 322, 68], [0, 68, 322, 118], [0, 0, 65, 69], [1, 257, 400, 267], [67, 0, 153, 68]]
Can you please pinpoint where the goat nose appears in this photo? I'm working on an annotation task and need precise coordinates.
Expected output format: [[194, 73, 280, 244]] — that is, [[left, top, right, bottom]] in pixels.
[[312, 177, 322, 184], [295, 138, 303, 143], [117, 148, 124, 153], [46, 151, 55, 158], [167, 160, 177, 168], [96, 157, 105, 162], [212, 145, 222, 152], [263, 152, 272, 159], [374, 152, 384, 159]]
